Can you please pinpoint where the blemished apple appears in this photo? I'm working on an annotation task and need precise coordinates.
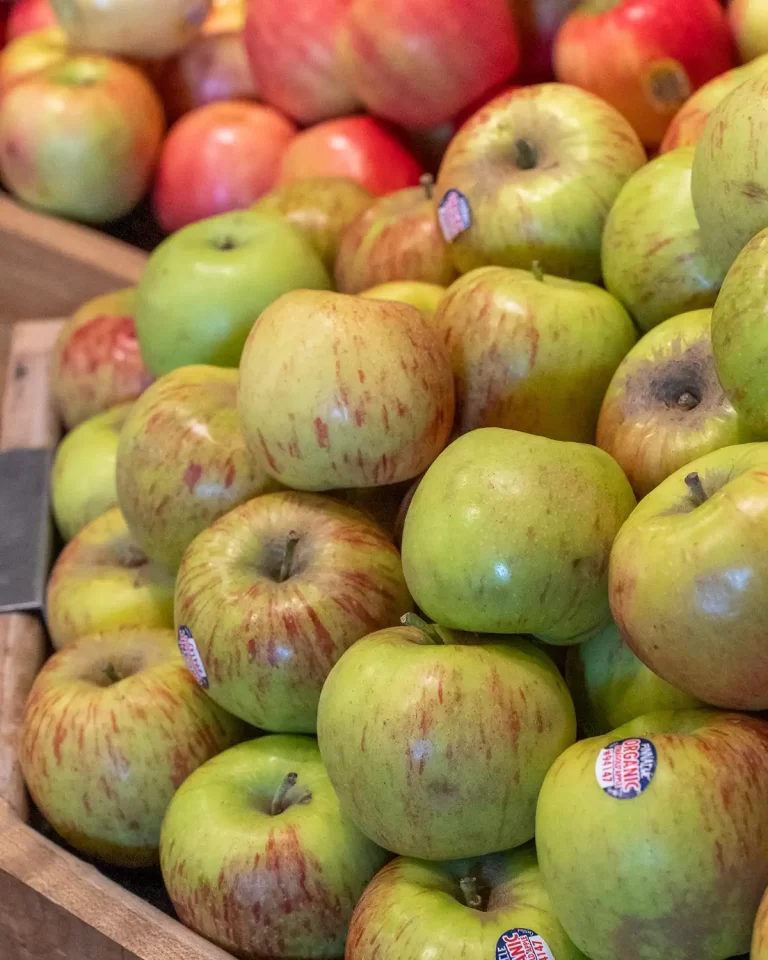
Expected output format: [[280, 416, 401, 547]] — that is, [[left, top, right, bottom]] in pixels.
[[597, 309, 750, 499], [0, 26, 67, 95], [46, 507, 175, 650], [318, 619, 576, 859], [610, 443, 768, 710], [134, 210, 330, 375], [434, 264, 636, 442], [238, 290, 455, 491], [51, 403, 129, 542], [7, 0, 58, 41], [536, 711, 768, 960], [360, 282, 446, 315], [20, 629, 246, 867], [602, 148, 725, 332], [347, 844, 586, 959], [175, 490, 412, 733], [160, 735, 389, 959], [730, 0, 768, 62], [401, 428, 636, 643], [435, 84, 645, 282]]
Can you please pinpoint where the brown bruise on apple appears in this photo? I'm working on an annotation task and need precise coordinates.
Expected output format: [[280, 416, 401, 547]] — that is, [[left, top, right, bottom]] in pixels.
[[643, 59, 691, 113]]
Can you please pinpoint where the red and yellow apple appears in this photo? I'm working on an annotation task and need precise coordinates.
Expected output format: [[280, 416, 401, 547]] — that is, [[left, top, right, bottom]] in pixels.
[[7, 0, 58, 41], [0, 26, 67, 95]]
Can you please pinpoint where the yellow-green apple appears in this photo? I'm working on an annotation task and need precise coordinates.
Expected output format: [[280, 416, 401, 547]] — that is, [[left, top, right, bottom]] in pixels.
[[238, 290, 455, 491], [46, 507, 175, 650], [0, 55, 164, 223], [51, 288, 152, 430], [255, 176, 373, 271], [602, 149, 725, 332], [0, 26, 67, 95], [435, 85, 645, 282], [335, 175, 457, 294], [754, 888, 768, 960], [402, 428, 636, 642], [318, 619, 575, 859], [610, 443, 768, 709], [174, 491, 411, 732], [536, 711, 768, 960], [360, 281, 446, 315], [730, 0, 768, 61], [597, 309, 750, 498], [135, 210, 330, 375], [434, 264, 636, 442], [51, 403, 129, 542], [512, 0, 579, 83], [20, 628, 246, 866], [347, 845, 587, 959], [7, 0, 58, 42], [117, 365, 281, 570], [160, 735, 389, 958]]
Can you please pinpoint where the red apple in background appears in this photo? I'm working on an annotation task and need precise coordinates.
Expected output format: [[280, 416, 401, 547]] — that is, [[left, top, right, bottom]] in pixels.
[[0, 25, 67, 95], [7, 0, 57, 42], [512, 0, 578, 83], [279, 116, 424, 196], [554, 0, 735, 148], [153, 101, 296, 233]]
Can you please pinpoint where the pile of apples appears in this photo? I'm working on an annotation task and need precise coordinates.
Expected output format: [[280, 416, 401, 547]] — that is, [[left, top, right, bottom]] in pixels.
[[16, 1, 768, 960]]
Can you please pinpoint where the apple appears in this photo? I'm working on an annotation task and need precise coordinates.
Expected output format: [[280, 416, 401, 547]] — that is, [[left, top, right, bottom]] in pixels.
[[0, 26, 67, 95], [7, 0, 58, 41], [238, 290, 455, 491], [754, 889, 768, 960], [730, 0, 768, 62], [360, 281, 446, 315], [610, 442, 768, 710], [20, 628, 246, 866], [347, 845, 586, 960], [134, 209, 330, 375], [335, 175, 457, 294], [401, 428, 636, 642], [279, 116, 425, 196], [160, 735, 389, 958], [117, 365, 282, 571], [0, 55, 164, 223], [152, 102, 296, 233], [434, 264, 636, 442], [536, 711, 768, 960], [553, 0, 735, 148], [512, 0, 579, 83], [317, 618, 576, 859], [46, 507, 175, 650], [597, 309, 750, 499], [255, 175, 373, 271], [435, 85, 645, 282], [602, 148, 725, 332]]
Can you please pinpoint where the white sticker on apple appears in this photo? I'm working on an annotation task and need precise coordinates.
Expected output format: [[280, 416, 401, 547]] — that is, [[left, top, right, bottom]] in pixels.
[[595, 737, 657, 800], [438, 189, 472, 242], [178, 625, 209, 690], [496, 928, 555, 960]]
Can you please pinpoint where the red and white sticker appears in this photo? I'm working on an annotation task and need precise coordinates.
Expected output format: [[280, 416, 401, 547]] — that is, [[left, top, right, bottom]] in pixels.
[[496, 929, 555, 960], [178, 625, 209, 689], [595, 737, 657, 800], [438, 189, 472, 242]]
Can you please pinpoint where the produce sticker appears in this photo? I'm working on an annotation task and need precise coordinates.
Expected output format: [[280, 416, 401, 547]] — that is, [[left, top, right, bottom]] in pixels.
[[437, 189, 472, 242], [178, 625, 209, 690], [595, 737, 657, 800], [496, 928, 556, 960]]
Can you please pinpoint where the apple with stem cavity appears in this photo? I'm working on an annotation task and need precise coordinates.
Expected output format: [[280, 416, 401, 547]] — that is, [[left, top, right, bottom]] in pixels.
[[7, 0, 58, 41], [0, 26, 68, 95], [360, 282, 446, 315], [730, 0, 768, 62]]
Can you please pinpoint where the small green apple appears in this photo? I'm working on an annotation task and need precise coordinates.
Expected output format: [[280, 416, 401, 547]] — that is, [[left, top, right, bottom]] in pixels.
[[359, 281, 446, 315], [730, 0, 768, 62]]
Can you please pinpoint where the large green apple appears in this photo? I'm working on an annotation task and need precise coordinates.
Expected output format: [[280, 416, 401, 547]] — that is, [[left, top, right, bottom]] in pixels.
[[435, 84, 646, 282], [134, 210, 331, 375], [610, 443, 768, 710], [160, 735, 390, 959], [434, 265, 636, 441], [347, 845, 586, 960], [401, 428, 636, 643], [360, 281, 446, 315], [317, 619, 576, 859], [602, 149, 725, 332], [536, 710, 768, 960]]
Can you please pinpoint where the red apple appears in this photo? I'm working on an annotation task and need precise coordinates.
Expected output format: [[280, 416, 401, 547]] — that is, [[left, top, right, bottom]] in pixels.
[[7, 0, 58, 42], [512, 0, 578, 83], [0, 25, 67, 95], [152, 101, 296, 234], [554, 0, 735, 148], [279, 116, 424, 196]]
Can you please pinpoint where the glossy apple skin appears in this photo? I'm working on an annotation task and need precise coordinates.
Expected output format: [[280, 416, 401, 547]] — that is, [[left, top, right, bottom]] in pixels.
[[730, 0, 768, 61], [238, 290, 455, 491], [360, 281, 446, 315], [402, 428, 636, 642], [537, 711, 768, 960], [435, 266, 636, 442], [7, 0, 58, 41], [20, 629, 246, 867], [160, 735, 389, 959], [46, 507, 175, 650], [512, 0, 578, 83], [0, 26, 67, 95], [436, 85, 645, 282], [0, 55, 164, 223], [597, 309, 749, 498], [279, 116, 424, 196], [554, 0, 735, 148]]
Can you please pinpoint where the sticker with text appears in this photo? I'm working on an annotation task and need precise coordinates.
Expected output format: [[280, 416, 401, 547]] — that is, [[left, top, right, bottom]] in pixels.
[[496, 928, 555, 960], [178, 625, 209, 689], [438, 189, 472, 242], [595, 737, 657, 800]]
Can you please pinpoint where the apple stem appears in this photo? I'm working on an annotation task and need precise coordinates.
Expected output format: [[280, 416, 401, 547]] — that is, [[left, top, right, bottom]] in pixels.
[[400, 612, 445, 644], [531, 260, 544, 282], [676, 391, 699, 411], [420, 173, 435, 200], [685, 471, 708, 506], [513, 138, 538, 171], [271, 772, 298, 816], [279, 532, 300, 583], [459, 876, 482, 909], [104, 663, 120, 684]]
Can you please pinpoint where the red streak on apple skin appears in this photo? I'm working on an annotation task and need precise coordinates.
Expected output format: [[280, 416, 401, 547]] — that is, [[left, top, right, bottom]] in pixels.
[[224, 462, 236, 488], [314, 417, 330, 448], [258, 430, 278, 471], [183, 463, 203, 491], [61, 314, 142, 374]]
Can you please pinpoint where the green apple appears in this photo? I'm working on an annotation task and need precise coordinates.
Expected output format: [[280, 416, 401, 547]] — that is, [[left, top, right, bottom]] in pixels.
[[46, 507, 175, 650], [317, 618, 576, 859], [360, 281, 446, 315], [175, 491, 411, 732], [730, 0, 768, 62], [435, 84, 646, 282], [20, 628, 246, 866], [434, 265, 636, 441], [134, 210, 331, 375], [347, 845, 587, 960], [602, 149, 725, 332], [160, 735, 389, 959], [536, 710, 768, 960], [610, 443, 768, 709], [401, 428, 636, 643]]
